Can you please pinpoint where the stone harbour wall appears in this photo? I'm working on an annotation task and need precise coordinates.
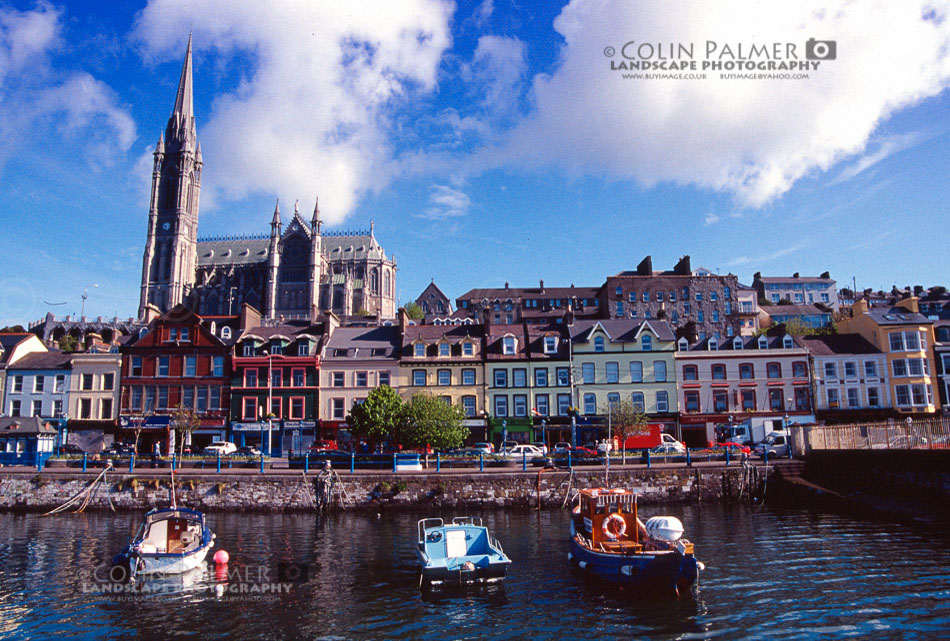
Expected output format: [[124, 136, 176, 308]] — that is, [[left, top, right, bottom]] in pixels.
[[0, 466, 759, 513]]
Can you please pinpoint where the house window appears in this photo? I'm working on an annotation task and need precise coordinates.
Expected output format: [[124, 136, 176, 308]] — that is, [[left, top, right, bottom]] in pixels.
[[514, 395, 528, 417], [696, 292, 703, 302], [714, 390, 728, 412], [169, 328, 177, 341], [594, 336, 605, 352], [725, 301, 732, 315], [543, 336, 557, 354], [739, 363, 754, 379], [641, 335, 652, 351], [683, 365, 698, 381], [356, 372, 368, 387], [243, 344, 254, 356], [656, 391, 669, 413], [827, 388, 840, 408], [438, 369, 451, 386], [843, 362, 857, 378], [606, 362, 619, 383], [379, 371, 391, 387], [158, 387, 168, 409], [741, 390, 756, 411], [79, 399, 91, 419], [616, 301, 624, 316], [710, 291, 718, 302], [767, 363, 781, 379], [508, 368, 524, 388], [892, 360, 907, 377], [709, 339, 719, 351], [80, 374, 93, 391], [642, 291, 650, 302], [332, 398, 345, 420], [631, 391, 645, 412], [213, 356, 224, 377], [653, 361, 667, 382], [556, 368, 570, 386], [413, 370, 427, 386], [684, 302, 691, 315], [865, 361, 877, 377], [494, 395, 508, 417], [242, 397, 257, 420], [792, 361, 807, 378], [196, 387, 207, 413], [867, 387, 880, 407], [847, 388, 860, 407], [158, 357, 169, 377], [182, 386, 194, 409], [185, 356, 196, 377], [630, 362, 643, 382], [795, 387, 810, 411], [583, 393, 596, 415], [628, 292, 637, 303], [100, 398, 113, 419], [733, 336, 743, 350], [534, 368, 548, 387], [290, 398, 304, 419], [462, 396, 476, 417], [270, 343, 283, 356], [769, 389, 784, 410], [463, 342, 474, 357], [557, 394, 571, 416], [615, 286, 623, 297], [9, 400, 20, 416], [758, 336, 768, 350], [11, 375, 23, 393], [55, 374, 66, 392], [244, 368, 258, 387], [494, 369, 508, 388], [684, 391, 699, 413], [414, 343, 425, 357], [712, 310, 719, 323], [502, 336, 516, 354], [439, 343, 450, 357], [296, 342, 309, 356], [712, 364, 726, 380], [332, 372, 345, 387], [536, 394, 549, 416], [180, 327, 190, 341], [582, 363, 595, 384]]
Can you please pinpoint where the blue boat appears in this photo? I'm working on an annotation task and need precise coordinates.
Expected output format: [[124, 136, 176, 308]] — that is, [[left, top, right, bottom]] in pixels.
[[569, 488, 702, 597], [416, 517, 511, 586], [111, 506, 216, 580]]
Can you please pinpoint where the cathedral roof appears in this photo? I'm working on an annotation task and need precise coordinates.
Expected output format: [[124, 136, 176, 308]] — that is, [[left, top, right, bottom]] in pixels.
[[196, 230, 389, 267], [322, 233, 387, 261]]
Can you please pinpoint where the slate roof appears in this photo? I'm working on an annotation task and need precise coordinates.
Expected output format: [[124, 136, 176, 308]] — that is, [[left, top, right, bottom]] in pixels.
[[866, 306, 931, 325], [757, 276, 834, 284], [798, 334, 881, 356], [457, 286, 600, 301], [8, 352, 73, 370], [684, 334, 803, 352], [239, 325, 322, 343], [323, 326, 401, 360], [197, 232, 386, 268], [0, 334, 34, 365], [569, 319, 676, 342], [761, 304, 832, 316], [0, 416, 57, 435]]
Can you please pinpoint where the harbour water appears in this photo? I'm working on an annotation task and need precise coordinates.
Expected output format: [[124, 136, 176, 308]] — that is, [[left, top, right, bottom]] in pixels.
[[0, 504, 948, 639]]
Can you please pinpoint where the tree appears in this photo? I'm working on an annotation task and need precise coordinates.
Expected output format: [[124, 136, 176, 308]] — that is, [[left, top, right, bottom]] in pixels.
[[604, 400, 648, 464], [404, 302, 425, 321], [346, 385, 405, 447], [171, 404, 201, 457], [0, 325, 26, 333], [401, 393, 468, 451], [58, 334, 80, 353]]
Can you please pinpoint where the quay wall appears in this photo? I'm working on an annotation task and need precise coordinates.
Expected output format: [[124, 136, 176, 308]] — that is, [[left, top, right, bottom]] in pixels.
[[0, 465, 759, 513], [802, 450, 950, 504]]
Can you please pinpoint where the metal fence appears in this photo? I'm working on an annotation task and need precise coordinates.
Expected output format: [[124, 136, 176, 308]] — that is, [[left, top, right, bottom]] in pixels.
[[804, 417, 950, 451]]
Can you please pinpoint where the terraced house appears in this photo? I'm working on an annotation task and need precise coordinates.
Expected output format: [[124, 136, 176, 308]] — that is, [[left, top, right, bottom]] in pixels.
[[399, 320, 488, 441], [483, 323, 536, 445], [674, 333, 815, 447], [839, 298, 940, 415], [570, 319, 679, 445]]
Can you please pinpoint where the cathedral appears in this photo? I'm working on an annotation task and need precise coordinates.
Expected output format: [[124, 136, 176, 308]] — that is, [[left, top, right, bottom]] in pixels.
[[138, 36, 397, 322]]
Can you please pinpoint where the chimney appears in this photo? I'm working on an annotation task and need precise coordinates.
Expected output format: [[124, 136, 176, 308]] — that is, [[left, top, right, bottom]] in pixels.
[[793, 272, 800, 279], [673, 255, 691, 276], [398, 307, 410, 334], [325, 311, 340, 336], [482, 306, 491, 332], [853, 298, 869, 315], [504, 281, 509, 290], [539, 279, 544, 293], [895, 297, 920, 314], [820, 271, 830, 280], [636, 256, 653, 276], [239, 303, 262, 330]]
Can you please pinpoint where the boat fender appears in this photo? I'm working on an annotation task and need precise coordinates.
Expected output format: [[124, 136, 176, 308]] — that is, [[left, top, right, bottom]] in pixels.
[[697, 561, 705, 571], [602, 513, 627, 541], [426, 531, 442, 543], [578, 560, 587, 569]]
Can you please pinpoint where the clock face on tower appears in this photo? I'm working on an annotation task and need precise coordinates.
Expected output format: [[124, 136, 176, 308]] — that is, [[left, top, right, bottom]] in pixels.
[[162, 222, 171, 231]]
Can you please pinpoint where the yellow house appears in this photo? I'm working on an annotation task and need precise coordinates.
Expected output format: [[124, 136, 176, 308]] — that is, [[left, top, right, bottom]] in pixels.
[[839, 298, 940, 414]]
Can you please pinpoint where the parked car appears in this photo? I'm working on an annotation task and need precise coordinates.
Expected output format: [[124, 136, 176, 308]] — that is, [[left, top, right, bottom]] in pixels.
[[553, 441, 572, 454], [203, 441, 238, 456], [500, 440, 519, 452], [472, 442, 494, 454], [499, 444, 544, 459], [309, 440, 337, 452], [719, 441, 751, 455], [532, 442, 549, 455], [567, 446, 598, 458], [234, 445, 262, 457], [753, 431, 790, 458], [58, 443, 85, 455], [102, 443, 135, 456]]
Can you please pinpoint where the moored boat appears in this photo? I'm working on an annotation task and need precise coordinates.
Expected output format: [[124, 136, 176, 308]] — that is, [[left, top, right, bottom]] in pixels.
[[111, 506, 216, 580], [416, 516, 511, 586], [569, 488, 701, 596]]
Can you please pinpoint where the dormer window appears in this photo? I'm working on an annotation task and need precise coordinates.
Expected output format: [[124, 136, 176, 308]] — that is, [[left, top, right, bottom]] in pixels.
[[221, 327, 232, 340], [708, 339, 718, 351], [180, 328, 189, 342], [414, 343, 425, 357], [544, 336, 557, 354], [733, 336, 743, 350], [298, 342, 309, 356], [758, 336, 769, 350], [439, 343, 450, 357], [210, 322, 217, 335], [502, 336, 516, 355], [169, 328, 178, 341], [594, 336, 605, 352], [243, 343, 253, 357], [677, 337, 688, 351], [270, 342, 282, 355], [783, 335, 794, 349], [641, 335, 652, 351], [462, 342, 474, 357]]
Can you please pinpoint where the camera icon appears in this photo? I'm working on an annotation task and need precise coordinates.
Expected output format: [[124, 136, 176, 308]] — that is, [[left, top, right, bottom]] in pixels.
[[277, 561, 309, 582], [805, 38, 836, 60]]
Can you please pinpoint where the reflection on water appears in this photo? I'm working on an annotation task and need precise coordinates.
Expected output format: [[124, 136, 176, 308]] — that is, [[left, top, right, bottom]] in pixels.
[[0, 505, 947, 639]]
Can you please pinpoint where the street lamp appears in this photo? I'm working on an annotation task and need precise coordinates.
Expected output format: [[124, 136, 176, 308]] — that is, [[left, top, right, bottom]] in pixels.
[[80, 284, 98, 319], [265, 349, 274, 456], [785, 396, 793, 459], [228, 286, 237, 315]]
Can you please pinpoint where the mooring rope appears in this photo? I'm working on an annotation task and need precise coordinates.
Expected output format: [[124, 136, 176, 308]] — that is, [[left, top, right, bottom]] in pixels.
[[44, 464, 113, 515]]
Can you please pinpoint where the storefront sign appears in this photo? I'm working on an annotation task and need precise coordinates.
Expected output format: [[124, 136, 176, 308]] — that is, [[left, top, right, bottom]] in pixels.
[[119, 415, 170, 429], [231, 421, 280, 432]]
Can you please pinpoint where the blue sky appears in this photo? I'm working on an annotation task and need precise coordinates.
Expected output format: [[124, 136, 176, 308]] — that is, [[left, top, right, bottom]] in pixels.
[[0, 0, 947, 326]]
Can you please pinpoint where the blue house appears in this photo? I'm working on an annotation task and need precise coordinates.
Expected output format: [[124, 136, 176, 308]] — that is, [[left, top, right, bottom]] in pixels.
[[0, 417, 58, 468]]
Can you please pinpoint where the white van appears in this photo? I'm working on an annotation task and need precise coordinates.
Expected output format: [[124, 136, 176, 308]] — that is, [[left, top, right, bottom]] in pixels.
[[753, 431, 790, 458], [652, 433, 687, 455]]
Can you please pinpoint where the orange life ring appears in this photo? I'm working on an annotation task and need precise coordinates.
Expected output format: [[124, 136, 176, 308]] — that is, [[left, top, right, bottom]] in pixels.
[[602, 513, 627, 541]]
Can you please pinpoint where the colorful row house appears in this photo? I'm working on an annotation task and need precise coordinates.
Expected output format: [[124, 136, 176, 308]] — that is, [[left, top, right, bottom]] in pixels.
[[674, 333, 815, 447]]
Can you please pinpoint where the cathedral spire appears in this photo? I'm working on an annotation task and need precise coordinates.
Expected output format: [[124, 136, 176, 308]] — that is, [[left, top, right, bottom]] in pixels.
[[311, 196, 322, 233], [155, 132, 164, 155], [271, 199, 281, 225], [173, 33, 194, 123]]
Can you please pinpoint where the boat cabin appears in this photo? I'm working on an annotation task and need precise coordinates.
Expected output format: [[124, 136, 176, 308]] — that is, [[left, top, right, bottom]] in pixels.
[[576, 488, 648, 551], [137, 509, 205, 555]]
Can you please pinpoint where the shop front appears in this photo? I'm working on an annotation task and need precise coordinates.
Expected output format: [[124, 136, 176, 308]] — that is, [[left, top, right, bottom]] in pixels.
[[489, 417, 533, 447], [191, 416, 227, 451], [282, 420, 316, 455], [230, 420, 282, 455], [118, 415, 172, 454]]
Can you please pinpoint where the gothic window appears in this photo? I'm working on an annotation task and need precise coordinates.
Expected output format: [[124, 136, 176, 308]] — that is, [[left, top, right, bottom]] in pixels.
[[383, 269, 391, 296], [371, 268, 379, 293]]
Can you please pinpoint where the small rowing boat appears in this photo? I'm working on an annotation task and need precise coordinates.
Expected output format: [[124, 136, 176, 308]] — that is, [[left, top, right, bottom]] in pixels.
[[416, 516, 510, 587]]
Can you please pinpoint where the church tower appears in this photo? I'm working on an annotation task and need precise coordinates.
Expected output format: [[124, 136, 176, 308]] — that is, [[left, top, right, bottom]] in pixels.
[[139, 34, 202, 319]]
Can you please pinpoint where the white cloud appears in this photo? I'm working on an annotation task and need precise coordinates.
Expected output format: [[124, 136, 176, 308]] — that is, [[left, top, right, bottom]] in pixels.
[[703, 213, 721, 226], [133, 0, 454, 225], [465, 35, 526, 116], [473, 0, 494, 28], [417, 184, 472, 220], [491, 1, 950, 207], [830, 132, 925, 184], [0, 5, 134, 173]]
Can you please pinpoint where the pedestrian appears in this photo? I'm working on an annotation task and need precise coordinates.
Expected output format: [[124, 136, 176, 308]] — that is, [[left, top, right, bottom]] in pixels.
[[152, 441, 160, 468]]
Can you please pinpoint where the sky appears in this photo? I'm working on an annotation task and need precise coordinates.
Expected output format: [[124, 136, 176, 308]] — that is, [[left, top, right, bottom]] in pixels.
[[0, 0, 947, 327]]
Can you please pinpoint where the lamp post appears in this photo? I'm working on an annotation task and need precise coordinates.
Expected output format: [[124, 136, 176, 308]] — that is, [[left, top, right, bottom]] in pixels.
[[228, 287, 237, 315], [501, 420, 508, 452], [266, 349, 273, 456], [786, 396, 794, 458], [80, 284, 98, 319]]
